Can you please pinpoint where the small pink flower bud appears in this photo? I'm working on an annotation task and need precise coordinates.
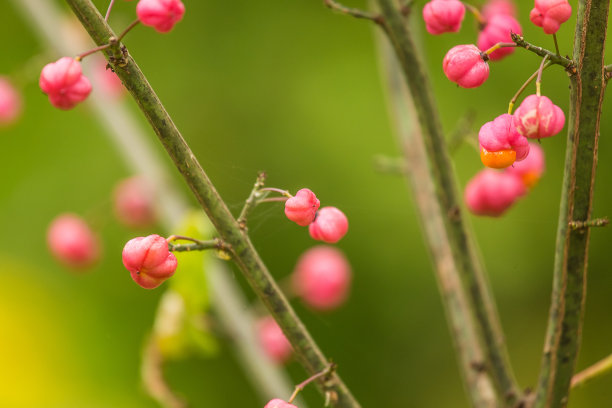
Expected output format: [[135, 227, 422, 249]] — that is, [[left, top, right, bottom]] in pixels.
[[479, 113, 529, 168], [482, 0, 517, 20], [443, 45, 489, 88], [264, 399, 298, 408], [122, 234, 177, 289], [292, 246, 352, 311], [284, 188, 320, 226], [136, 0, 186, 33], [39, 57, 92, 110], [530, 0, 572, 34], [465, 169, 526, 216], [506, 142, 545, 188], [422, 0, 466, 35], [113, 176, 157, 229], [93, 59, 124, 99], [47, 213, 101, 269], [513, 94, 565, 139], [0, 76, 22, 125], [477, 15, 522, 61], [308, 207, 348, 244], [257, 316, 292, 364]]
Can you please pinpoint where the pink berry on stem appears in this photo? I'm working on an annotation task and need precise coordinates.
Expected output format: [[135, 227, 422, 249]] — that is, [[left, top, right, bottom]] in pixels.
[[264, 399, 298, 408], [257, 316, 292, 364], [308, 207, 349, 244], [443, 44, 489, 88], [479, 113, 529, 169], [422, 0, 466, 35], [122, 234, 177, 289], [39, 57, 92, 110], [47, 213, 101, 269], [284, 188, 320, 226], [513, 94, 565, 139], [292, 246, 352, 311], [482, 0, 517, 20], [477, 14, 522, 61], [530, 0, 572, 34], [113, 176, 157, 228], [136, 0, 186, 33], [506, 142, 545, 188], [465, 169, 526, 216], [0, 76, 22, 125]]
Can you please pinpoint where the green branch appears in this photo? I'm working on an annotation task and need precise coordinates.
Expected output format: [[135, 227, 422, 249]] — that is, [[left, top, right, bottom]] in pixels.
[[510, 33, 575, 70], [64, 1, 360, 406], [374, 0, 520, 404], [533, 0, 610, 406]]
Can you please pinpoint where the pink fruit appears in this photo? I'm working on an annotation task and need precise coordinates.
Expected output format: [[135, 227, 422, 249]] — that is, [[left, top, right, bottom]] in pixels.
[[482, 0, 517, 19], [422, 0, 466, 35], [0, 76, 22, 125], [122, 234, 177, 289], [39, 57, 92, 110], [443, 44, 489, 88], [530, 0, 572, 34], [506, 142, 545, 188], [264, 399, 298, 408], [513, 94, 565, 139], [113, 176, 157, 228], [93, 59, 124, 99], [47, 213, 101, 269], [308, 207, 348, 244], [479, 113, 529, 169], [465, 169, 526, 216], [477, 14, 522, 61], [292, 246, 352, 311], [257, 316, 292, 364], [284, 188, 320, 226], [136, 0, 185, 33]]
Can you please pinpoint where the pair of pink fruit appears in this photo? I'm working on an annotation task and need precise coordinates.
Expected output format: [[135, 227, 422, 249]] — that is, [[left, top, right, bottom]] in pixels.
[[285, 188, 349, 244], [39, 0, 185, 110]]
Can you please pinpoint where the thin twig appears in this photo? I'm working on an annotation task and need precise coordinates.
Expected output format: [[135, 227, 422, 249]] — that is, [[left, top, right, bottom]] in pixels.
[[552, 33, 561, 56], [571, 353, 612, 388], [536, 55, 550, 96], [508, 62, 552, 114], [288, 363, 337, 403], [64, 1, 360, 406], [104, 0, 115, 21], [511, 33, 574, 69], [168, 239, 224, 252], [324, 0, 383, 24], [141, 336, 187, 408], [237, 172, 267, 229]]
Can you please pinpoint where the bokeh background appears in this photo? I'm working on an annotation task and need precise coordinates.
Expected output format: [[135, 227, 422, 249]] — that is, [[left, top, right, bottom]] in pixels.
[[1, 0, 612, 407]]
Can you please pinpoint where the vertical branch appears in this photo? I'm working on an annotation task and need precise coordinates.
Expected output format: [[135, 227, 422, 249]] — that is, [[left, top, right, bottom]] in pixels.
[[374, 26, 497, 408], [374, 0, 519, 403], [63, 1, 360, 406], [533, 0, 610, 406]]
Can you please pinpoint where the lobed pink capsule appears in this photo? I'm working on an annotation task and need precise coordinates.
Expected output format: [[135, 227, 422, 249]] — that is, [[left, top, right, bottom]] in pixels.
[[442, 44, 489, 88], [530, 0, 572, 34], [122, 234, 177, 289], [0, 76, 22, 125], [422, 0, 466, 35], [506, 142, 545, 188], [465, 169, 527, 216], [292, 246, 352, 311], [264, 399, 298, 408], [39, 57, 92, 110], [257, 316, 292, 364], [477, 14, 522, 61], [136, 0, 185, 33], [47, 213, 101, 269], [482, 0, 517, 20], [113, 176, 157, 229], [284, 188, 320, 226], [479, 113, 529, 168], [513, 94, 565, 139], [308, 207, 348, 244]]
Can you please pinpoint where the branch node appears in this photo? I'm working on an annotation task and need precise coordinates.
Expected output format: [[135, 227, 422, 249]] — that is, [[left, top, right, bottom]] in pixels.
[[324, 0, 383, 25], [568, 217, 609, 230]]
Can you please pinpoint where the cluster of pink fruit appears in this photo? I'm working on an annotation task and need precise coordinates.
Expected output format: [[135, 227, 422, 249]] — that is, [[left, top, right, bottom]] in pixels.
[[39, 0, 185, 110]]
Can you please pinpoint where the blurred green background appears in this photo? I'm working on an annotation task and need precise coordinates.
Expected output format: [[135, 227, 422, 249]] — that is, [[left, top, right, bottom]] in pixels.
[[1, 0, 612, 407]]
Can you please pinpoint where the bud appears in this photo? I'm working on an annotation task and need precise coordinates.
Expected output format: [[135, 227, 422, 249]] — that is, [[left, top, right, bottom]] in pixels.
[[530, 0, 572, 34], [422, 0, 466, 35], [122, 234, 177, 289], [0, 76, 22, 125], [39, 57, 92, 110], [136, 0, 186, 33], [513, 94, 565, 139], [47, 213, 100, 269], [477, 14, 522, 61], [257, 316, 292, 364], [443, 45, 489, 88], [465, 169, 526, 216], [292, 246, 352, 311], [479, 113, 529, 168], [308, 207, 348, 244], [284, 188, 320, 226]]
